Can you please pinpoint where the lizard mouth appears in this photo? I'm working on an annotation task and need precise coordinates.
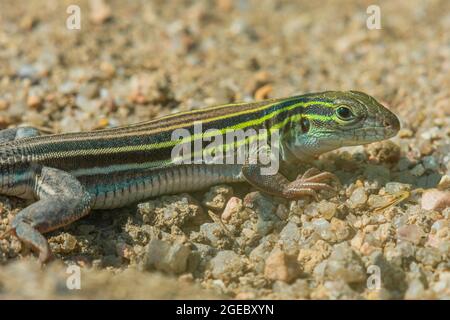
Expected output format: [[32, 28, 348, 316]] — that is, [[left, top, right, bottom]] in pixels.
[[339, 126, 398, 146]]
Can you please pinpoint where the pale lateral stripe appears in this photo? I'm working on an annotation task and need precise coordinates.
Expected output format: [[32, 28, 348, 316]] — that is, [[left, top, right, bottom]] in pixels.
[[32, 102, 333, 160]]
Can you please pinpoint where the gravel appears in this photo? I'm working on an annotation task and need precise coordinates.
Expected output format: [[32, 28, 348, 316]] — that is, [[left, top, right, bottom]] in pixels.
[[0, 0, 449, 299]]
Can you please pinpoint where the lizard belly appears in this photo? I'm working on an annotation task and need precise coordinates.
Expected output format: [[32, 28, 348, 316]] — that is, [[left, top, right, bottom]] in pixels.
[[77, 164, 244, 209]]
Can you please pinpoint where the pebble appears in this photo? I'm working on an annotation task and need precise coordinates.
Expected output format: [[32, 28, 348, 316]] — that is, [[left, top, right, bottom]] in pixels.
[[397, 224, 425, 245], [209, 250, 244, 281], [279, 222, 300, 254], [221, 197, 242, 221], [49, 233, 77, 254], [385, 182, 412, 195], [255, 218, 275, 237], [89, 0, 112, 24], [272, 279, 310, 299], [26, 95, 42, 109], [422, 156, 439, 171], [317, 242, 366, 284], [243, 192, 279, 221], [311, 280, 360, 299], [17, 64, 38, 80], [59, 81, 78, 95], [137, 195, 204, 230], [366, 140, 400, 164], [264, 247, 300, 283], [368, 194, 391, 209], [202, 185, 233, 211], [348, 187, 368, 208], [404, 278, 426, 299], [416, 247, 442, 267], [311, 218, 333, 241], [317, 201, 337, 220], [0, 99, 9, 110], [144, 239, 191, 274], [411, 164, 426, 177], [421, 189, 450, 211], [437, 175, 450, 190], [199, 223, 223, 246]]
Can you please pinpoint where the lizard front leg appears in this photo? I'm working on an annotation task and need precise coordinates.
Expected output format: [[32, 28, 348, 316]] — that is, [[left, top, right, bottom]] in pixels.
[[1, 166, 92, 262], [241, 164, 339, 200], [0, 127, 41, 144]]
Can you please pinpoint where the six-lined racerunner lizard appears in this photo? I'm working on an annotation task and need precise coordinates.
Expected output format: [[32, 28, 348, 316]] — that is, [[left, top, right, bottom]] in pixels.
[[0, 90, 400, 262]]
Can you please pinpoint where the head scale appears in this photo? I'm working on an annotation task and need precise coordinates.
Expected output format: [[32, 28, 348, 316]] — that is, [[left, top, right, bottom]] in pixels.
[[283, 90, 400, 160]]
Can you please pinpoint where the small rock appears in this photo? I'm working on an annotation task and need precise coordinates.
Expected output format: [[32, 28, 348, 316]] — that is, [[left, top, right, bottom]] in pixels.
[[255, 218, 275, 237], [272, 279, 310, 299], [279, 222, 300, 254], [404, 279, 426, 299], [275, 204, 289, 220], [59, 81, 78, 95], [243, 191, 278, 221], [49, 233, 77, 254], [318, 242, 366, 284], [317, 201, 337, 220], [137, 195, 204, 230], [209, 250, 244, 281], [235, 292, 256, 299], [0, 99, 9, 110], [254, 84, 272, 100], [398, 128, 413, 138], [422, 156, 439, 171], [202, 185, 233, 211], [411, 164, 426, 177], [200, 223, 223, 246], [348, 187, 367, 208], [397, 225, 425, 245], [311, 280, 361, 299], [385, 182, 412, 195], [144, 239, 191, 274], [99, 61, 116, 79], [421, 189, 450, 211], [79, 83, 99, 99], [89, 0, 112, 24], [221, 197, 242, 221], [304, 202, 320, 218], [437, 175, 450, 190], [416, 247, 442, 267], [264, 247, 300, 283], [26, 95, 42, 109], [311, 218, 333, 241], [368, 194, 391, 209], [17, 64, 38, 80], [366, 140, 400, 164], [297, 240, 331, 273]]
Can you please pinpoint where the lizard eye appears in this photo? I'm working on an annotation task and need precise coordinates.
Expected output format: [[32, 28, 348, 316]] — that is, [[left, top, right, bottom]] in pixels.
[[300, 118, 310, 133], [335, 106, 354, 121]]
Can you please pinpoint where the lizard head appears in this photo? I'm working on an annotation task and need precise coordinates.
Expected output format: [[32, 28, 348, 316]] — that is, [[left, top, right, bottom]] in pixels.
[[283, 90, 400, 161]]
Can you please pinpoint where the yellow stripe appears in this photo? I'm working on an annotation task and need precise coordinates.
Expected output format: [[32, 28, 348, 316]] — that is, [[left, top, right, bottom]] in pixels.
[[71, 111, 335, 174], [43, 100, 332, 159]]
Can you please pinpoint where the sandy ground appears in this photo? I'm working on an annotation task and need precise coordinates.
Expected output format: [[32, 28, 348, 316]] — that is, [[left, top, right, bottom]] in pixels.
[[0, 0, 449, 299]]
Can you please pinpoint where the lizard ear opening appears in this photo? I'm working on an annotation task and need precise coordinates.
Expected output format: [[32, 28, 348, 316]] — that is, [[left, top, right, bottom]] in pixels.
[[300, 118, 310, 134]]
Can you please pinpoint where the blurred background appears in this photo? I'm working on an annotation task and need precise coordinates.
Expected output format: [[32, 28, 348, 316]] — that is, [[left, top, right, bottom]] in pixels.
[[0, 0, 449, 299]]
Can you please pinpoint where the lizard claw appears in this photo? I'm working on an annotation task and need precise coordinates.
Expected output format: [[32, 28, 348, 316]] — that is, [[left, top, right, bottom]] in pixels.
[[284, 168, 340, 199]]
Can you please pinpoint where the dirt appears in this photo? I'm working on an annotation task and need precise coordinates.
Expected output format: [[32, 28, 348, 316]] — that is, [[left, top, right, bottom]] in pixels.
[[0, 0, 449, 299]]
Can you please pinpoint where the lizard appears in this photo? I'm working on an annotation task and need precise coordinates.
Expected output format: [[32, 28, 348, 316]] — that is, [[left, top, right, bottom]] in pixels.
[[0, 90, 400, 262]]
